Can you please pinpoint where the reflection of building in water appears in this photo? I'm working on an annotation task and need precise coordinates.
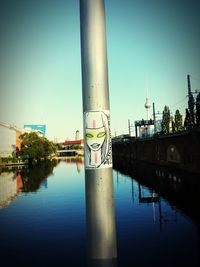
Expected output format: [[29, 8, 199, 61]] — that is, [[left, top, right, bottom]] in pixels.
[[0, 171, 23, 208], [60, 157, 84, 173], [136, 182, 177, 232], [115, 159, 200, 227], [76, 162, 81, 173], [138, 183, 159, 223], [138, 183, 159, 204]]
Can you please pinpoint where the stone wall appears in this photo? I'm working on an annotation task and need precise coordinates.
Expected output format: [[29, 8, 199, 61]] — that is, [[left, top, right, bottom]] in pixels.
[[112, 129, 200, 174]]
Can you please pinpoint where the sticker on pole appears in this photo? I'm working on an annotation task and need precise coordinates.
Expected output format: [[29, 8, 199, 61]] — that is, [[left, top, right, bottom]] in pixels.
[[84, 110, 112, 169]]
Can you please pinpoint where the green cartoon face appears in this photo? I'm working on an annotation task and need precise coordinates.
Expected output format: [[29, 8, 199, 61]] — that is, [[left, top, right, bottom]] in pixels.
[[85, 127, 106, 151]]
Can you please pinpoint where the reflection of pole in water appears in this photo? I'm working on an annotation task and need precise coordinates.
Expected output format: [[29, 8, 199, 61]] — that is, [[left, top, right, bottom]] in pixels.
[[131, 179, 134, 204], [197, 223, 200, 265], [85, 170, 117, 266], [0, 172, 22, 208], [152, 191, 156, 223], [138, 183, 142, 202], [158, 199, 163, 232]]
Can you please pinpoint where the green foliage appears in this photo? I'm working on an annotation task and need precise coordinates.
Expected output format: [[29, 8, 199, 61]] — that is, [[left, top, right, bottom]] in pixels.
[[0, 156, 20, 163], [19, 132, 57, 161], [171, 118, 175, 133], [161, 105, 170, 134], [188, 93, 195, 125], [71, 144, 82, 150], [184, 108, 191, 129], [174, 109, 183, 131], [64, 144, 83, 150], [55, 143, 63, 150]]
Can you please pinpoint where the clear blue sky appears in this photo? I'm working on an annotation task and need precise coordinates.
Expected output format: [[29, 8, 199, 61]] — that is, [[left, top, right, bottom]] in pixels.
[[0, 0, 200, 141]]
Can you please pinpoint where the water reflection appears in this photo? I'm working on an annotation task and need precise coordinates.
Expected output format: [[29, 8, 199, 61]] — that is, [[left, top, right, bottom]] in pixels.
[[0, 159, 59, 208], [20, 159, 58, 192], [85, 168, 117, 267], [0, 170, 23, 208], [114, 160, 200, 224], [138, 182, 179, 232], [113, 163, 200, 267], [58, 157, 84, 173], [0, 158, 84, 209], [0, 159, 199, 266]]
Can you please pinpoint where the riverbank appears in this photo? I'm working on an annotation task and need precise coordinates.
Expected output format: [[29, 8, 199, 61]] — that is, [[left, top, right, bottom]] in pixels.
[[0, 158, 28, 167]]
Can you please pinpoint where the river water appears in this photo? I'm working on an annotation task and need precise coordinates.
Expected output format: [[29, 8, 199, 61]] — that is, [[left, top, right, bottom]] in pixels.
[[0, 158, 199, 266]]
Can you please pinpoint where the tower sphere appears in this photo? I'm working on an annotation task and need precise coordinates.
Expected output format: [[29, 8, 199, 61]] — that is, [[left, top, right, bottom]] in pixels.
[[145, 97, 151, 109]]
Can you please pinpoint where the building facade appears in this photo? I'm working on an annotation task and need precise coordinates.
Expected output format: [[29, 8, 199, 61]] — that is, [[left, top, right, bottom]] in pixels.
[[24, 124, 46, 137], [0, 122, 23, 157]]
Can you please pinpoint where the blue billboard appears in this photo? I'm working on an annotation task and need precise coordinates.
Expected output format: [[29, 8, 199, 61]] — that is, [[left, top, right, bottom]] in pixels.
[[24, 124, 46, 137]]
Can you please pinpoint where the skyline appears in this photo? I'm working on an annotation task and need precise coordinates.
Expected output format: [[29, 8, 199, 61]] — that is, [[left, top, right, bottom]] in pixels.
[[0, 0, 200, 141]]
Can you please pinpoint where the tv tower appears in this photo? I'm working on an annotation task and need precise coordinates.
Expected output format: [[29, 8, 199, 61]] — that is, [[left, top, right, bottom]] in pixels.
[[144, 96, 151, 120]]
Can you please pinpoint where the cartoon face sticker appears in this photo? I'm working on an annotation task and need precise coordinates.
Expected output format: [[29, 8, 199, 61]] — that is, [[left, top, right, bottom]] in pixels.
[[84, 110, 112, 169], [85, 127, 106, 151]]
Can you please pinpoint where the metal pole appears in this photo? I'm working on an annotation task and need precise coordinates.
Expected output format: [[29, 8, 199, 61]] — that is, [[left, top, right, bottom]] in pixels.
[[80, 0, 117, 265], [187, 74, 195, 125], [187, 74, 191, 95], [153, 102, 156, 133], [128, 119, 131, 136], [135, 123, 138, 138]]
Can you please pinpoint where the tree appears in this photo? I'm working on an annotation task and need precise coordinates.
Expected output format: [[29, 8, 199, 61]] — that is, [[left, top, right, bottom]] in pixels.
[[161, 106, 170, 134], [188, 93, 195, 126], [174, 109, 183, 132], [184, 108, 190, 129], [196, 92, 200, 126], [19, 132, 57, 162], [171, 118, 175, 133]]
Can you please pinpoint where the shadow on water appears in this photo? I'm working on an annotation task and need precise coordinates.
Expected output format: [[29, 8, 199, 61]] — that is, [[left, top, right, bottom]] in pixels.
[[114, 159, 200, 225], [114, 159, 200, 265]]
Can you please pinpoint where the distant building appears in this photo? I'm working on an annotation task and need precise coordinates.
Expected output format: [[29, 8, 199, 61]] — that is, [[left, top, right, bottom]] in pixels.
[[0, 122, 23, 157], [56, 130, 84, 157], [75, 130, 80, 140], [62, 139, 84, 150], [135, 119, 154, 138], [24, 124, 46, 137], [155, 119, 162, 133], [56, 138, 84, 157], [134, 96, 156, 138], [138, 124, 154, 138], [112, 134, 134, 144]]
